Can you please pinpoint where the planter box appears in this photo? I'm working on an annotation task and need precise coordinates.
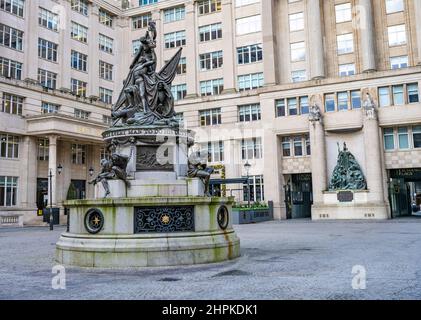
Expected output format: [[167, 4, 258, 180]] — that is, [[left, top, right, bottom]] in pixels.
[[232, 208, 273, 224]]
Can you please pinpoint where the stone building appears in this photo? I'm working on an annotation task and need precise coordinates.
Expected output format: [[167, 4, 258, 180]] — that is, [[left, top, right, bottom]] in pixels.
[[1, 0, 421, 225]]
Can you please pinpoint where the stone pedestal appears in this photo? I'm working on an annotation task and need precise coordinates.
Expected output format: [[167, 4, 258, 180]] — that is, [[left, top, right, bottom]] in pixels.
[[56, 197, 240, 267], [187, 178, 205, 196], [94, 180, 127, 198]]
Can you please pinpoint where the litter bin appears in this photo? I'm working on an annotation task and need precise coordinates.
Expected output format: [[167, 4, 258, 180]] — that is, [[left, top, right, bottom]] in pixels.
[[43, 208, 60, 225]]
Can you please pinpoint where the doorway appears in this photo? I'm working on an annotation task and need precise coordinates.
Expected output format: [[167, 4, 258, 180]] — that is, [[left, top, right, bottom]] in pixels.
[[389, 169, 421, 218], [284, 174, 313, 219], [36, 178, 48, 211], [69, 180, 86, 200]]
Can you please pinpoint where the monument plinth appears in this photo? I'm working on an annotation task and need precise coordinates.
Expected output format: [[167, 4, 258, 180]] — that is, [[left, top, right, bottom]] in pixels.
[[55, 22, 240, 268]]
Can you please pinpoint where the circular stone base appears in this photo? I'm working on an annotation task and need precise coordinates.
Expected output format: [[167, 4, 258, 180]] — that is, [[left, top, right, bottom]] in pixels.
[[56, 230, 240, 268]]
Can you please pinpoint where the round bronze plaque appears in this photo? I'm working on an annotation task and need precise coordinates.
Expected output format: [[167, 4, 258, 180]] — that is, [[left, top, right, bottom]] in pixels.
[[84, 208, 104, 234], [217, 205, 229, 230]]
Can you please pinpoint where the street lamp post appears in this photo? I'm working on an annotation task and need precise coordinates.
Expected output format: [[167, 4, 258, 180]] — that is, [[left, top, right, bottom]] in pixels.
[[244, 161, 251, 208]]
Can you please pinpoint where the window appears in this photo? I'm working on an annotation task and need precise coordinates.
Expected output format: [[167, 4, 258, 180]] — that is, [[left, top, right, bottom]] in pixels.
[[71, 22, 88, 43], [388, 24, 406, 46], [398, 127, 409, 149], [0, 24, 23, 50], [99, 87, 113, 104], [0, 176, 18, 207], [41, 102, 59, 114], [276, 99, 286, 117], [164, 30, 186, 48], [290, 42, 306, 61], [0, 57, 22, 79], [171, 84, 187, 101], [71, 79, 87, 97], [99, 34, 113, 54], [282, 137, 291, 157], [236, 15, 261, 35], [351, 90, 361, 109], [378, 87, 391, 107], [132, 13, 152, 29], [99, 9, 113, 27], [300, 96, 309, 114], [103, 115, 112, 125], [38, 138, 49, 161], [238, 73, 264, 91], [392, 85, 404, 105], [164, 6, 185, 22], [287, 98, 298, 116], [305, 135, 311, 155], [74, 108, 90, 119], [383, 128, 395, 150], [1, 0, 24, 17], [198, 0, 221, 15], [199, 51, 223, 71], [139, 0, 158, 6], [199, 23, 222, 42], [339, 63, 355, 76], [99, 61, 113, 80], [38, 38, 58, 62], [204, 141, 224, 162], [243, 175, 264, 202], [293, 136, 303, 156], [1, 93, 23, 115], [200, 79, 224, 96], [71, 144, 86, 164], [390, 55, 408, 69], [200, 108, 221, 126], [413, 126, 421, 148], [177, 57, 187, 74], [38, 69, 57, 90], [386, 0, 404, 14], [335, 3, 352, 23], [237, 44, 263, 64], [337, 33, 354, 54], [291, 70, 307, 83], [238, 104, 261, 122], [236, 0, 259, 7], [241, 138, 262, 160], [289, 12, 304, 31], [0, 134, 19, 158], [71, 50, 87, 72], [407, 83, 419, 103], [71, 0, 88, 16], [39, 7, 59, 31], [337, 91, 349, 111], [325, 93, 336, 112]]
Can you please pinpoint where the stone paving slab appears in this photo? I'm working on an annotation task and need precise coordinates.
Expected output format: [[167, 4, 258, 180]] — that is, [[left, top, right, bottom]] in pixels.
[[1, 218, 421, 300]]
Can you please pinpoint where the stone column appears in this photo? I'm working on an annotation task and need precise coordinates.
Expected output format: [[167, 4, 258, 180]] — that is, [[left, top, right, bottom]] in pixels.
[[308, 100, 327, 204], [23, 0, 38, 80], [116, 16, 131, 98], [48, 135, 58, 206], [362, 90, 385, 203], [261, 0, 278, 86], [306, 0, 325, 79], [414, 0, 421, 65], [59, 0, 72, 90], [358, 0, 376, 72], [221, 0, 236, 93], [88, 3, 100, 98], [19, 136, 38, 209], [185, 1, 198, 98]]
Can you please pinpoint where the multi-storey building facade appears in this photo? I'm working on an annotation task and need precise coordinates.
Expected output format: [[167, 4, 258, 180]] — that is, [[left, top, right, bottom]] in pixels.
[[1, 0, 421, 225]]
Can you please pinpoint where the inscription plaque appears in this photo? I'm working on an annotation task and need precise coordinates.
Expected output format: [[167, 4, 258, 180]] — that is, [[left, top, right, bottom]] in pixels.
[[136, 145, 174, 171], [337, 191, 354, 202]]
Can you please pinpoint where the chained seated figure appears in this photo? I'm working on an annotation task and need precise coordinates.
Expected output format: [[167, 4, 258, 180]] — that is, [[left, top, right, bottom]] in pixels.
[[187, 151, 214, 196]]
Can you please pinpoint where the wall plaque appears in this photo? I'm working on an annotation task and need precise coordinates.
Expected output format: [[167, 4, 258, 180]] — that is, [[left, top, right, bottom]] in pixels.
[[134, 206, 194, 233], [337, 191, 354, 202], [136, 145, 174, 171]]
